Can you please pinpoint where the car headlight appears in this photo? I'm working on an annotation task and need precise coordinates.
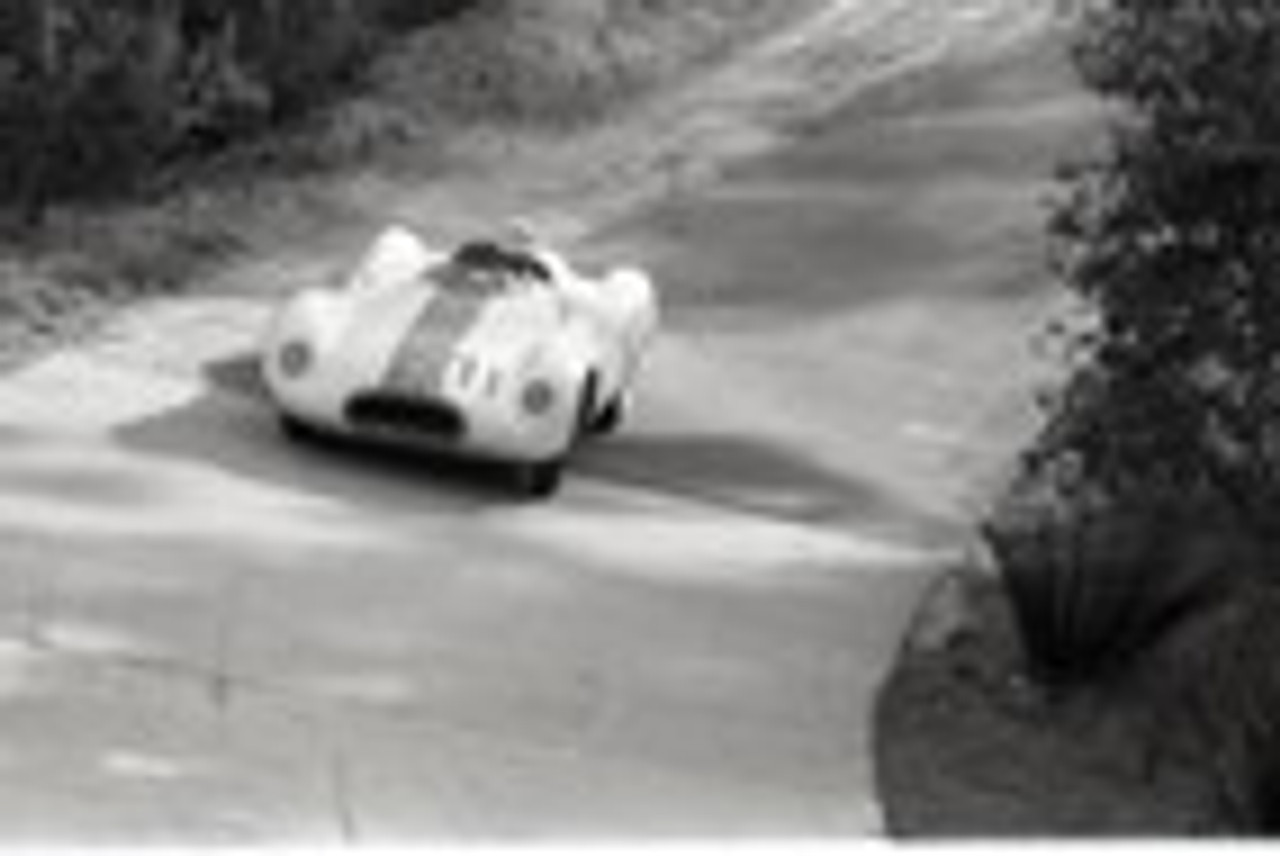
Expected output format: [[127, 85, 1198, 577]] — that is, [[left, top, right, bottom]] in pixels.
[[520, 379, 556, 417], [277, 340, 314, 380]]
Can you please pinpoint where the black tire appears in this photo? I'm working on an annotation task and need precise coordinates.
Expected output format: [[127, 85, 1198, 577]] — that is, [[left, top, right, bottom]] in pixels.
[[576, 374, 599, 440], [515, 459, 564, 498], [279, 413, 321, 443], [590, 395, 625, 435]]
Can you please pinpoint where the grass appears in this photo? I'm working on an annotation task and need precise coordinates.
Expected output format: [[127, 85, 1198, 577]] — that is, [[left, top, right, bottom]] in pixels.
[[370, 0, 806, 130], [0, 188, 259, 370]]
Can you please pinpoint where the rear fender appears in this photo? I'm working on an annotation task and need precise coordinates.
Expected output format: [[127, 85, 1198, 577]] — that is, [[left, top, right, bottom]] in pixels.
[[347, 225, 437, 293], [602, 267, 658, 346]]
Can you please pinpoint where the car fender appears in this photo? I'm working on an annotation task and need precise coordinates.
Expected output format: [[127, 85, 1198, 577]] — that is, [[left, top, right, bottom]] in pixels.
[[603, 266, 658, 343], [528, 327, 604, 432], [264, 290, 345, 366], [347, 225, 438, 293], [261, 289, 354, 423]]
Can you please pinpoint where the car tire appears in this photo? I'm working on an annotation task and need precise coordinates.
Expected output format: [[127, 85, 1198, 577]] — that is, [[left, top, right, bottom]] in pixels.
[[279, 413, 324, 444], [515, 459, 563, 498], [575, 375, 599, 441], [590, 395, 625, 435]]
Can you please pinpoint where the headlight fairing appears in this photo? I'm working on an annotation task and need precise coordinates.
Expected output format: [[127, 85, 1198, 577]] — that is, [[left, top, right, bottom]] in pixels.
[[520, 379, 557, 418], [277, 339, 316, 380]]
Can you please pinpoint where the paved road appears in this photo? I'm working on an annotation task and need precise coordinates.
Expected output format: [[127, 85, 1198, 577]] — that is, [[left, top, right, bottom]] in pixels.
[[0, 2, 1083, 843]]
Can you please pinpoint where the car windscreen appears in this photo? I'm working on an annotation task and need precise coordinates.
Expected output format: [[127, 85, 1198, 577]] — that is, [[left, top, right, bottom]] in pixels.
[[451, 242, 550, 282]]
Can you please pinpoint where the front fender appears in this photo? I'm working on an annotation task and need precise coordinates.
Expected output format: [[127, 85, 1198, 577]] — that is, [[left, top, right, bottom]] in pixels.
[[264, 290, 344, 357], [528, 334, 600, 427], [261, 289, 349, 409], [536, 317, 601, 389]]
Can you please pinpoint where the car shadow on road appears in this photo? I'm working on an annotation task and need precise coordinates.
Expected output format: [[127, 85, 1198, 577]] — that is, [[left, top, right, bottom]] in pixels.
[[112, 353, 961, 549], [115, 354, 536, 520], [577, 433, 961, 546]]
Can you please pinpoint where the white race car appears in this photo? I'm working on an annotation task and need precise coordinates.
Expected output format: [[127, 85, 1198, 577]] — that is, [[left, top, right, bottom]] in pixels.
[[261, 225, 659, 496]]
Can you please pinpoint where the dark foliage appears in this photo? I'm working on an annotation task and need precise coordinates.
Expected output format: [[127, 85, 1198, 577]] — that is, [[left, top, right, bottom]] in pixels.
[[986, 0, 1280, 685], [373, 0, 481, 29], [982, 0, 1280, 830], [1143, 585, 1280, 830], [0, 0, 484, 217], [984, 464, 1240, 685], [1042, 0, 1280, 546]]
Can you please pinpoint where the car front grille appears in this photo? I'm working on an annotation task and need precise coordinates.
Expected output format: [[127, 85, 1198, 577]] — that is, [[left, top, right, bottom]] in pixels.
[[345, 392, 466, 443]]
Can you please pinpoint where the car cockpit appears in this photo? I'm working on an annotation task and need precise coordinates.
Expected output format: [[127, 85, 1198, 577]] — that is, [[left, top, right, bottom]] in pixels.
[[439, 240, 551, 293]]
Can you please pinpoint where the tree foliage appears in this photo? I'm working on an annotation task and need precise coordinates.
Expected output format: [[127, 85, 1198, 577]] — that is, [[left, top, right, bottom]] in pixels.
[[987, 0, 1280, 685], [1045, 0, 1280, 537], [0, 0, 483, 215]]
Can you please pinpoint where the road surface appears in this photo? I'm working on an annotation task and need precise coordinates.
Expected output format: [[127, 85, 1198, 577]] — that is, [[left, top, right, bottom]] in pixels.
[[0, 0, 1084, 841]]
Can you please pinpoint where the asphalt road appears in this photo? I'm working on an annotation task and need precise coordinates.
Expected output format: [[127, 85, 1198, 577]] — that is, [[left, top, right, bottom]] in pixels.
[[0, 0, 1086, 842]]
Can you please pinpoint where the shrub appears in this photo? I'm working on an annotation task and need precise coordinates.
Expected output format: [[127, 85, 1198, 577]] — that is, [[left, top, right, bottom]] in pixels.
[[987, 0, 1280, 680], [214, 0, 374, 121], [0, 0, 779, 210], [0, 2, 192, 214], [983, 462, 1234, 685], [0, 0, 482, 214], [1042, 0, 1280, 548], [373, 0, 480, 30], [983, 0, 1280, 828]]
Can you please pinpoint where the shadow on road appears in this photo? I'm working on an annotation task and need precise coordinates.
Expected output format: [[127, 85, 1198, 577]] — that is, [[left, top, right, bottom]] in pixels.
[[109, 353, 957, 547], [116, 355, 531, 518], [578, 433, 957, 542]]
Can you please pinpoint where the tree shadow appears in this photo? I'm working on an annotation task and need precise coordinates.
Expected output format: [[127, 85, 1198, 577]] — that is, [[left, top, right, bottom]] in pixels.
[[578, 433, 959, 543]]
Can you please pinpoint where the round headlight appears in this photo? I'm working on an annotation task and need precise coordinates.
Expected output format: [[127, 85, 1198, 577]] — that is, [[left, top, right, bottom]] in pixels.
[[521, 379, 556, 417], [278, 340, 314, 380]]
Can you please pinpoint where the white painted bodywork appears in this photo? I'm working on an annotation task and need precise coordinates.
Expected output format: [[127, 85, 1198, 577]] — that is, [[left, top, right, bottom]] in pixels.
[[260, 226, 659, 465]]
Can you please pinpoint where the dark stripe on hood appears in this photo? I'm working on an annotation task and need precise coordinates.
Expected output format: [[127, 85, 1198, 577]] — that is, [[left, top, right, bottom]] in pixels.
[[382, 289, 488, 399]]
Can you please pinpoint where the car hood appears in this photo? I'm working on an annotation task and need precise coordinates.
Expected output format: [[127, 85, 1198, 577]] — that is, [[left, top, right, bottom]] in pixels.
[[363, 283, 560, 399]]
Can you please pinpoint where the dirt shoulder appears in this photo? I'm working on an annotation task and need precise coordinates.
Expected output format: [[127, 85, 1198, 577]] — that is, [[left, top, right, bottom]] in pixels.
[[877, 568, 1222, 837]]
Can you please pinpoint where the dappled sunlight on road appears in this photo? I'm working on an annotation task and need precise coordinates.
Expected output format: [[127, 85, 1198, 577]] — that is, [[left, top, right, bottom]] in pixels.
[[0, 430, 403, 552], [494, 496, 943, 589]]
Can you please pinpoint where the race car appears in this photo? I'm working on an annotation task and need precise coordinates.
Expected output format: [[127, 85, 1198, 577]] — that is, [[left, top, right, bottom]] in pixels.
[[260, 225, 659, 496]]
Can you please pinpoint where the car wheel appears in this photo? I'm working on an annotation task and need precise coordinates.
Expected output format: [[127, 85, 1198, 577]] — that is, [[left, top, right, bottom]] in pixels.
[[279, 413, 323, 444], [575, 375, 599, 440], [515, 459, 564, 498], [590, 395, 625, 435]]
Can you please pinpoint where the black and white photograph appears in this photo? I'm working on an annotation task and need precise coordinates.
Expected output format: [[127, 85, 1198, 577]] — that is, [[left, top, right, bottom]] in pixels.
[[0, 0, 1265, 844]]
